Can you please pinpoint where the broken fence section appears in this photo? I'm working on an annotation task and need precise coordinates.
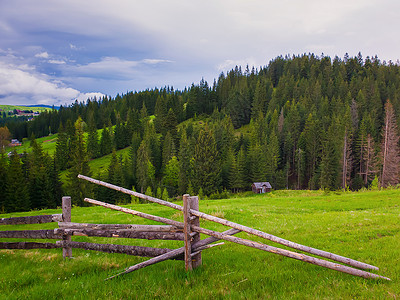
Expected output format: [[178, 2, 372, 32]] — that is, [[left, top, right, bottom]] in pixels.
[[78, 174, 390, 281]]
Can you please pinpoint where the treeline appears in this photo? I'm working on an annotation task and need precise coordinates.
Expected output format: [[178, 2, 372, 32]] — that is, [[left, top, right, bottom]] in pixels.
[[2, 53, 400, 211]]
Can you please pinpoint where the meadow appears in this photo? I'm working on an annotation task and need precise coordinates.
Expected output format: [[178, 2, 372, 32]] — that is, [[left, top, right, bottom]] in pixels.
[[0, 188, 399, 299]]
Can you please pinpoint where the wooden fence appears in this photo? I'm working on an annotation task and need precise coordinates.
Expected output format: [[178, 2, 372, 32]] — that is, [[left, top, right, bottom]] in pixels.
[[0, 174, 391, 281]]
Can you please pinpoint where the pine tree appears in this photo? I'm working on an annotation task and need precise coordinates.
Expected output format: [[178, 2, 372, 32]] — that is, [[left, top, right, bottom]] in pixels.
[[99, 125, 113, 156], [86, 117, 100, 159], [162, 131, 176, 170], [0, 151, 8, 212], [163, 156, 180, 196], [380, 100, 400, 187], [55, 122, 70, 171], [66, 117, 93, 206], [192, 127, 221, 195], [265, 131, 280, 187], [178, 130, 192, 194], [6, 151, 30, 212]]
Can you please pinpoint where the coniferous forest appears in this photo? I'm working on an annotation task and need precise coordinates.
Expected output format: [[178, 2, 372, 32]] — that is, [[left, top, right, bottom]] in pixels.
[[2, 53, 400, 212]]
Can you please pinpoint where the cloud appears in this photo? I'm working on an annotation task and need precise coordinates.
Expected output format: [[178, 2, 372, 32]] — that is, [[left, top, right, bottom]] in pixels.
[[35, 51, 49, 59], [64, 56, 173, 80], [0, 61, 104, 106]]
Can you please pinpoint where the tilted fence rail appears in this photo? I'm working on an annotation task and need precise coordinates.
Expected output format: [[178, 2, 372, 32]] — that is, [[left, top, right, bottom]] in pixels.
[[0, 174, 391, 281]]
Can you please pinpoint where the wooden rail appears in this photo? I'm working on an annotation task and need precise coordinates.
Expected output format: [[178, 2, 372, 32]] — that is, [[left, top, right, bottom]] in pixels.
[[78, 174, 390, 281]]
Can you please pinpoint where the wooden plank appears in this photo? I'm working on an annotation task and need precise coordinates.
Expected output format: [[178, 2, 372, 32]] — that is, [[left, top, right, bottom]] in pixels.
[[58, 222, 181, 232], [0, 230, 62, 239], [0, 242, 60, 250], [183, 194, 192, 271], [84, 198, 183, 228], [54, 228, 185, 240], [56, 241, 183, 260], [191, 225, 390, 281], [62, 196, 72, 258], [105, 228, 241, 280], [78, 175, 379, 271], [0, 214, 62, 225]]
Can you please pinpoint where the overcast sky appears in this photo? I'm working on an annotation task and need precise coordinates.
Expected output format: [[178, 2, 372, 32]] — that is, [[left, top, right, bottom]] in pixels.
[[0, 0, 399, 106]]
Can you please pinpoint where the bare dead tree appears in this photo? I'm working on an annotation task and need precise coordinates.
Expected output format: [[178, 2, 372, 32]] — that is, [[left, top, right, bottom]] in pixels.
[[341, 129, 352, 189], [380, 100, 400, 187], [359, 134, 378, 185]]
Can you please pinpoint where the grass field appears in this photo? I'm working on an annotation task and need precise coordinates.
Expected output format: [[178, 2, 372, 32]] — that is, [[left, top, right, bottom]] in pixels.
[[0, 104, 53, 113], [0, 189, 399, 299]]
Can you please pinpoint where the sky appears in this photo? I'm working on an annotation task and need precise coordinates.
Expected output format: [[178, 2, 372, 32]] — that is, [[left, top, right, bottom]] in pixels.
[[0, 0, 399, 106]]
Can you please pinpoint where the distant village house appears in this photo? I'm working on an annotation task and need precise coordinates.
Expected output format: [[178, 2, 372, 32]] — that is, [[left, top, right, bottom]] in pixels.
[[252, 182, 272, 193], [10, 139, 22, 146]]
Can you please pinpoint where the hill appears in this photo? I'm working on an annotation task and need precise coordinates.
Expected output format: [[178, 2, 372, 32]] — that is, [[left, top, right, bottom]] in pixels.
[[0, 188, 398, 298], [0, 104, 53, 113]]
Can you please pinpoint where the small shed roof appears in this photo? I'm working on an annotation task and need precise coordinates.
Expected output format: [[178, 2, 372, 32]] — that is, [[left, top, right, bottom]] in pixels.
[[252, 182, 272, 189]]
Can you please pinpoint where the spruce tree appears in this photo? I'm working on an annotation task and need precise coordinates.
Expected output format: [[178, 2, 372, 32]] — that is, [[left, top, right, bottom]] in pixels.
[[6, 151, 30, 212], [66, 117, 93, 206], [0, 151, 8, 212], [100, 125, 113, 156], [192, 127, 221, 195]]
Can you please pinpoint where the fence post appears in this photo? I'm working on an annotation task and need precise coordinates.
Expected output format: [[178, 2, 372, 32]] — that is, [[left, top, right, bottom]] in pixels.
[[189, 196, 202, 268], [183, 194, 192, 271], [62, 196, 72, 258]]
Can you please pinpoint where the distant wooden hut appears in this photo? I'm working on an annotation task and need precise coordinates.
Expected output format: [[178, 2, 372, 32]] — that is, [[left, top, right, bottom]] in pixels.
[[252, 182, 272, 193]]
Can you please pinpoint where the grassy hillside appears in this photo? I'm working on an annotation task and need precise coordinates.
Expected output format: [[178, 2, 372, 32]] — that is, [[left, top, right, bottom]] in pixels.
[[0, 189, 398, 299], [5, 134, 59, 155], [0, 104, 52, 113]]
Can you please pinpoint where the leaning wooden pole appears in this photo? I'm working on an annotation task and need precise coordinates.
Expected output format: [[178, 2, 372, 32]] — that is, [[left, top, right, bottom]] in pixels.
[[190, 225, 391, 281], [79, 175, 379, 271], [84, 198, 183, 228], [84, 198, 389, 281], [105, 228, 241, 280]]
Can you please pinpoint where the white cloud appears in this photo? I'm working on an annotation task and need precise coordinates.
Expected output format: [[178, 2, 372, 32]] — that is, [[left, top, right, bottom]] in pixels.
[[0, 61, 104, 106], [35, 51, 49, 59], [48, 59, 66, 64]]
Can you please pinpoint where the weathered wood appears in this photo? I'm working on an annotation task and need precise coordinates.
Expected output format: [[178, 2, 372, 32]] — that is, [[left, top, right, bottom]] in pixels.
[[105, 228, 241, 280], [62, 196, 72, 258], [191, 225, 390, 281], [0, 230, 62, 239], [54, 228, 185, 240], [79, 175, 378, 271], [58, 222, 182, 232], [0, 242, 61, 250], [189, 210, 379, 271], [189, 196, 201, 268], [183, 194, 192, 271], [0, 214, 62, 225], [78, 174, 183, 211], [84, 198, 183, 228], [191, 242, 224, 257], [56, 241, 183, 259]]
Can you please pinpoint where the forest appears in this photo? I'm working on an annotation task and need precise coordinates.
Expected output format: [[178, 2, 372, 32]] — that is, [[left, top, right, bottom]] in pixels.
[[1, 53, 400, 212]]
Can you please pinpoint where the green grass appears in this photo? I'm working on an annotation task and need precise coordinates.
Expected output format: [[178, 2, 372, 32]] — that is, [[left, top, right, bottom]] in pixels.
[[0, 189, 399, 299], [0, 104, 52, 113], [5, 134, 59, 156]]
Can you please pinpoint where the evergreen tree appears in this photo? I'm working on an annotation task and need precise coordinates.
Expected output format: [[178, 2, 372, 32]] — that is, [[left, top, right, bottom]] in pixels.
[[54, 122, 70, 170], [6, 151, 30, 212], [265, 131, 280, 187], [178, 130, 192, 194], [86, 117, 100, 159], [99, 125, 113, 156], [163, 156, 180, 196], [192, 127, 221, 195], [0, 151, 8, 212], [66, 117, 93, 206]]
